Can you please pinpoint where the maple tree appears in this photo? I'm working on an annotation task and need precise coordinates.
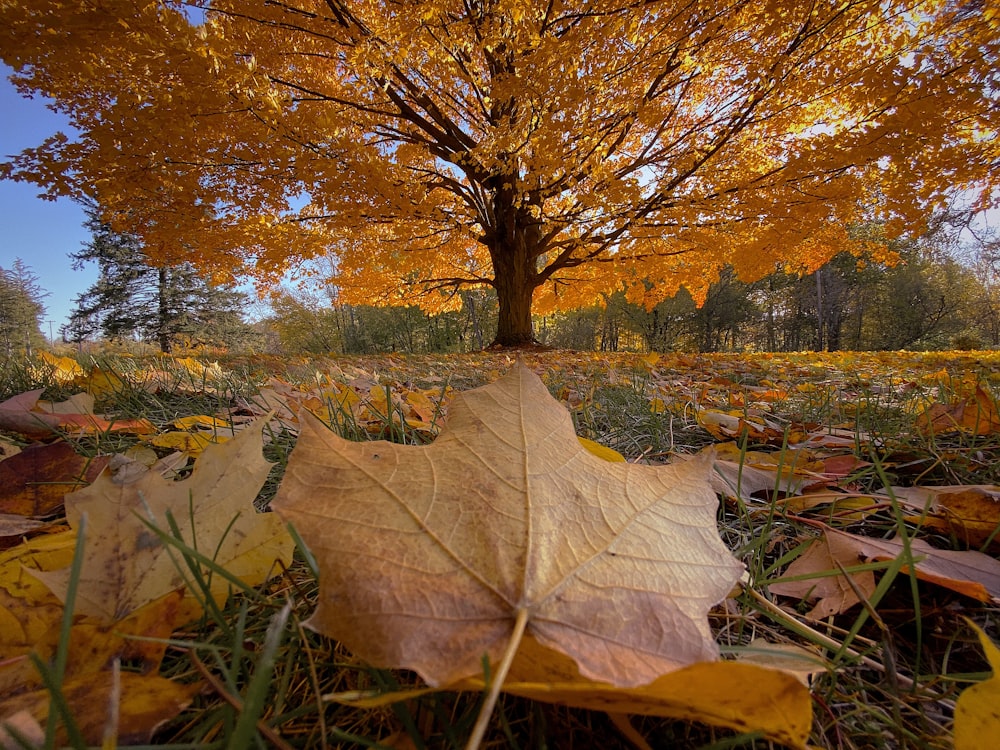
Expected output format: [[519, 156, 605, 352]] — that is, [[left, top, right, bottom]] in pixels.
[[2, 1, 997, 346]]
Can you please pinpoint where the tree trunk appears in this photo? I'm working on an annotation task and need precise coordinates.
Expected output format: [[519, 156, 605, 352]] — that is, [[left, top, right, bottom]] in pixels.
[[492, 264, 536, 347], [486, 190, 541, 347]]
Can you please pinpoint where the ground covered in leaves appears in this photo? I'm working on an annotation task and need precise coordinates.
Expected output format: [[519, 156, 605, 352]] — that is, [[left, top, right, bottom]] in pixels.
[[1, 348, 999, 749]]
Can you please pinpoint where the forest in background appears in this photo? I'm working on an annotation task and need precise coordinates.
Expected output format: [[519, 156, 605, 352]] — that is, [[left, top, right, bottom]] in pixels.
[[4, 210, 1000, 357]]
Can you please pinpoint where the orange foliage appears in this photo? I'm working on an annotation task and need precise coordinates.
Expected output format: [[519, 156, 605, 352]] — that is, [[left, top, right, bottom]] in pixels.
[[1, 1, 997, 343]]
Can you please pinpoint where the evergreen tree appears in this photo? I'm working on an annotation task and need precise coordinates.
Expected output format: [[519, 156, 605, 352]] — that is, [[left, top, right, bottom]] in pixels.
[[67, 211, 254, 352], [0, 259, 47, 355]]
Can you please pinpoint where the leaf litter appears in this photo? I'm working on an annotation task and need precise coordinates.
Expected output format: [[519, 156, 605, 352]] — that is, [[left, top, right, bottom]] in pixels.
[[0, 349, 998, 747]]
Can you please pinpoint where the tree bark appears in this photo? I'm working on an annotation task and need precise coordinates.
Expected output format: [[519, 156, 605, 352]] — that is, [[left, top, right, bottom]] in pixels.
[[482, 174, 544, 347], [491, 248, 537, 347]]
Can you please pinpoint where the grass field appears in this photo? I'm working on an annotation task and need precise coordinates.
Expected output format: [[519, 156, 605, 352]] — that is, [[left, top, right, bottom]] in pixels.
[[1, 348, 998, 749]]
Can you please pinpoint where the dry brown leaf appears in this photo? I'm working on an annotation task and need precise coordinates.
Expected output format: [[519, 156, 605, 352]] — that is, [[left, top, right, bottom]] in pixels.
[[33, 417, 294, 621], [0, 516, 52, 549], [0, 438, 19, 462], [915, 386, 1000, 436], [274, 363, 743, 688], [705, 443, 823, 504], [775, 524, 1000, 605], [768, 529, 877, 619]]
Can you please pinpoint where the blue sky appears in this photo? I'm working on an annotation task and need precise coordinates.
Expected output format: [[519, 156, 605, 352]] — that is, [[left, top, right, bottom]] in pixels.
[[0, 66, 96, 337]]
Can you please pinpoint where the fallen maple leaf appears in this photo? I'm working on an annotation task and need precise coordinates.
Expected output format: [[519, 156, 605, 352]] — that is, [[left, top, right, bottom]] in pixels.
[[273, 363, 743, 689], [706, 442, 820, 504], [36, 351, 83, 383], [0, 389, 154, 438], [33, 417, 294, 621], [954, 620, 1000, 750], [887, 485, 1000, 550], [773, 524, 1000, 606], [768, 528, 877, 619], [0, 532, 79, 694], [0, 671, 199, 746], [915, 385, 1000, 436]]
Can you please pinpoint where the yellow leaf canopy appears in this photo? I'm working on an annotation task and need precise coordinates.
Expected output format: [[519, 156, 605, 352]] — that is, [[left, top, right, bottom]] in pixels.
[[1, 0, 996, 344]]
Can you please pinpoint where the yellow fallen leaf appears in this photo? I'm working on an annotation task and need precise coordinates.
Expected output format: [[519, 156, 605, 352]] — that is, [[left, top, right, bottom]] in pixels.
[[37, 351, 83, 383], [78, 366, 125, 398], [33, 418, 293, 621], [0, 671, 199, 746], [0, 531, 76, 646], [175, 356, 223, 381], [891, 485, 1000, 549], [0, 531, 78, 694], [38, 590, 203, 678], [954, 620, 1000, 750], [146, 430, 224, 454], [329, 636, 811, 748], [577, 437, 626, 462], [171, 414, 233, 431], [404, 389, 439, 422]]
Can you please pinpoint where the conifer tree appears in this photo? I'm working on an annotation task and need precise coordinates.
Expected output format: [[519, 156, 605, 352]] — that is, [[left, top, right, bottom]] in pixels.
[[68, 211, 253, 352], [0, 259, 47, 355]]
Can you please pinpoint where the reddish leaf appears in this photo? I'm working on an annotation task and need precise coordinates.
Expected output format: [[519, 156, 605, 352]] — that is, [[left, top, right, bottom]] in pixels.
[[0, 390, 155, 439], [0, 443, 108, 518]]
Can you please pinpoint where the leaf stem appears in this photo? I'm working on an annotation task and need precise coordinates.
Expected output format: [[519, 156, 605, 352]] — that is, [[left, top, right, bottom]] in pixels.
[[465, 607, 529, 750]]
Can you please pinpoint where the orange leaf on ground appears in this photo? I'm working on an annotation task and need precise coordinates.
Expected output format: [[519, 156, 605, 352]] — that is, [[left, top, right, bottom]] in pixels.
[[888, 485, 1000, 550], [274, 363, 743, 689], [916, 386, 1000, 436], [774, 524, 1000, 604]]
